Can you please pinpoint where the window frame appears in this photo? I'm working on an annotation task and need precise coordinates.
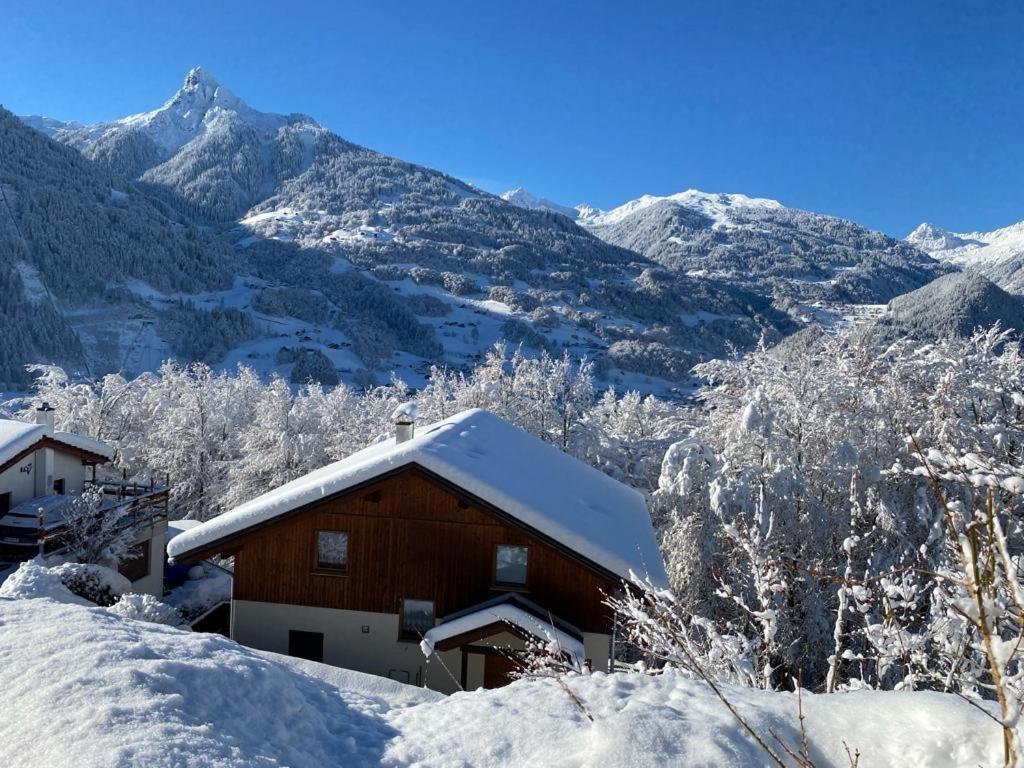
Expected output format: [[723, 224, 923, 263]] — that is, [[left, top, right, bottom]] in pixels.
[[313, 529, 349, 576], [398, 598, 436, 642], [493, 543, 530, 589]]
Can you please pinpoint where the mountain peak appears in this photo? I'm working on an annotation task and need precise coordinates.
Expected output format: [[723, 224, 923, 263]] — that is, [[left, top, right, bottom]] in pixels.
[[182, 66, 220, 92], [169, 66, 241, 112], [500, 188, 579, 219], [905, 222, 974, 253]]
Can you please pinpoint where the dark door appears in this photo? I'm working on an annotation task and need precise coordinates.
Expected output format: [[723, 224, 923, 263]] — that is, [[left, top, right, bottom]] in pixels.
[[483, 652, 517, 688], [0, 493, 10, 515], [288, 630, 324, 663]]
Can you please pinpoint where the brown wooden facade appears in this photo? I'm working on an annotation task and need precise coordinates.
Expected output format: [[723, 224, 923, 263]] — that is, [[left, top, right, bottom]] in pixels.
[[190, 464, 621, 634]]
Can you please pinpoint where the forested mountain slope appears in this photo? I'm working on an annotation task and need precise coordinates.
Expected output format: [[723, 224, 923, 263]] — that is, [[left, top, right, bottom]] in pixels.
[[0, 106, 237, 386], [857, 271, 1024, 344], [573, 190, 950, 304], [6, 70, 800, 393]]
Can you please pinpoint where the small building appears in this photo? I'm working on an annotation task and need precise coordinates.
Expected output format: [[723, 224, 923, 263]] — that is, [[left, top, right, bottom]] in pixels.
[[0, 403, 168, 596], [168, 408, 667, 692]]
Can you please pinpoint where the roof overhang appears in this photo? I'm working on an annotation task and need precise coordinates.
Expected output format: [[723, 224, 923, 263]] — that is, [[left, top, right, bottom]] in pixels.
[[0, 436, 112, 476], [168, 462, 625, 588]]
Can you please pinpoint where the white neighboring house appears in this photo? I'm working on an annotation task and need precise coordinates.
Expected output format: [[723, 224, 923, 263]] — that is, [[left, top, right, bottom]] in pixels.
[[0, 403, 168, 596]]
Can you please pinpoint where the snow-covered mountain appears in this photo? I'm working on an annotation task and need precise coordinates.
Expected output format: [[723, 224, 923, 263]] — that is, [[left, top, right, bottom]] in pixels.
[[50, 67, 323, 220], [499, 188, 579, 219], [17, 115, 82, 137], [858, 271, 1024, 344], [7, 69, 800, 394], [576, 189, 784, 230], [907, 219, 1024, 293], [503, 188, 950, 304], [0, 105, 239, 387]]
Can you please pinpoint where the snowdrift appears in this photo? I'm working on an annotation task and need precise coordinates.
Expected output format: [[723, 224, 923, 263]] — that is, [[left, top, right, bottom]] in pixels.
[[0, 597, 1005, 767]]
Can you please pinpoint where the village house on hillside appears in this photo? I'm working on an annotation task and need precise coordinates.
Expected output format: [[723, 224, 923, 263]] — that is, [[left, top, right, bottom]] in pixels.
[[168, 408, 668, 692], [0, 404, 168, 595]]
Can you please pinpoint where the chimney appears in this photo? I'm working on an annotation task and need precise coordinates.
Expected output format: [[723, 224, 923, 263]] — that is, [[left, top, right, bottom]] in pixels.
[[35, 402, 56, 436], [392, 402, 418, 444]]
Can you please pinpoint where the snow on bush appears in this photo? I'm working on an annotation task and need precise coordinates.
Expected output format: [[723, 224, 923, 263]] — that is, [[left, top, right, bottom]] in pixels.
[[0, 599, 1004, 768], [107, 593, 185, 627], [0, 558, 130, 606]]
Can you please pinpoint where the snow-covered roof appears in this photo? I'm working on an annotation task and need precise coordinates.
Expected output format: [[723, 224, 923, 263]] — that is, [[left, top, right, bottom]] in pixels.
[[169, 409, 668, 586], [0, 421, 46, 468], [420, 603, 585, 662], [1, 495, 72, 531], [165, 519, 203, 545], [0, 419, 113, 467], [52, 431, 114, 460]]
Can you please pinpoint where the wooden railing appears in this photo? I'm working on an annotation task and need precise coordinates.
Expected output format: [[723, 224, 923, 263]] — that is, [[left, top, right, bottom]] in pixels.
[[33, 477, 171, 556]]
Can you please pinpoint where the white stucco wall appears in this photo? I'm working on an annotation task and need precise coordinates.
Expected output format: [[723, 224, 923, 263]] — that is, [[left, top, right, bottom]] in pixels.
[[52, 452, 88, 495], [0, 447, 90, 505], [232, 600, 611, 694], [123, 521, 167, 598], [0, 458, 37, 506]]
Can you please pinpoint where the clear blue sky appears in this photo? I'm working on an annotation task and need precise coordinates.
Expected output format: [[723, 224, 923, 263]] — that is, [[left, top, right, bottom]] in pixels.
[[1, 0, 1022, 236]]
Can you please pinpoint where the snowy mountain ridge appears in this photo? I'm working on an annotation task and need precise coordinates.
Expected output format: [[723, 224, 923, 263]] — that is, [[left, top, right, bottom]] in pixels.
[[499, 187, 578, 219], [500, 186, 786, 230], [906, 218, 1024, 292], [907, 218, 1024, 265], [503, 186, 950, 305], [576, 188, 786, 230], [6, 72, 797, 394], [0, 68, 957, 393], [59, 67, 318, 157]]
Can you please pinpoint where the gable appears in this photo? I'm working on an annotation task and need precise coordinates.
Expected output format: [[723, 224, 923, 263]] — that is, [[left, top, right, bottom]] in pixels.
[[169, 409, 668, 587], [225, 466, 621, 633], [179, 464, 622, 583]]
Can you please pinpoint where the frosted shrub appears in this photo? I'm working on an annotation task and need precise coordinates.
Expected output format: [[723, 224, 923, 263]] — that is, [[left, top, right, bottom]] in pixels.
[[108, 593, 186, 627]]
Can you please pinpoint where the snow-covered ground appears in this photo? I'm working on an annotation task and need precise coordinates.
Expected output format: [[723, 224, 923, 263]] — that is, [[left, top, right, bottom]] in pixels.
[[0, 595, 1005, 767]]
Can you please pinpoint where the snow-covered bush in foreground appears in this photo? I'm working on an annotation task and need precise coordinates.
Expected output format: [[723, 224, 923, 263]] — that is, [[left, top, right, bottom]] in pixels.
[[107, 593, 185, 627], [0, 599, 1004, 767], [0, 558, 130, 606]]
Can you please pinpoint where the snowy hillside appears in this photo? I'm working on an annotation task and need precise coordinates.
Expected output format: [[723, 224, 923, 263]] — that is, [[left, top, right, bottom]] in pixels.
[[857, 270, 1024, 343], [8, 69, 800, 394], [576, 189, 949, 304], [0, 106, 236, 387], [0, 597, 1004, 767], [907, 219, 1024, 293]]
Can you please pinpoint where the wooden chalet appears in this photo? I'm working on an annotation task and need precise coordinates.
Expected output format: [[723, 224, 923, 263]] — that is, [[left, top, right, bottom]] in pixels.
[[168, 408, 667, 692]]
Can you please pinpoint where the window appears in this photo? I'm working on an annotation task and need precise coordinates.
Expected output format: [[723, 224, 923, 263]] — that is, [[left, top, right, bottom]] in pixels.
[[495, 545, 529, 586], [118, 541, 150, 583], [400, 599, 435, 640], [53, 479, 65, 495], [0, 493, 10, 516], [316, 530, 348, 573], [288, 630, 324, 663]]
